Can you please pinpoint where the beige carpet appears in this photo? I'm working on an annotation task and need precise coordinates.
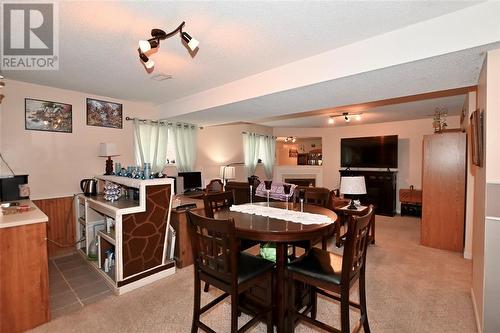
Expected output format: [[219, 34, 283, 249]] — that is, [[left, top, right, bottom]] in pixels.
[[30, 216, 476, 333]]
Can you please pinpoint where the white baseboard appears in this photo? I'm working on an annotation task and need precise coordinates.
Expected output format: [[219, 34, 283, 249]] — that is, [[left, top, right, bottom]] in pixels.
[[471, 287, 482, 333]]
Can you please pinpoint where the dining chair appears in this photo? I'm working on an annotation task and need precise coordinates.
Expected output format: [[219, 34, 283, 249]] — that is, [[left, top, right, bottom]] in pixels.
[[203, 191, 235, 218], [290, 187, 332, 256], [186, 211, 274, 333], [293, 187, 330, 207], [205, 179, 224, 194], [305, 188, 330, 207], [203, 191, 259, 292], [286, 205, 374, 333]]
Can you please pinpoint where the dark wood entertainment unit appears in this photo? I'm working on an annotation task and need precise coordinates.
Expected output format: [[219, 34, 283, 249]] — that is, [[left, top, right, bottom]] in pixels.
[[339, 169, 397, 216]]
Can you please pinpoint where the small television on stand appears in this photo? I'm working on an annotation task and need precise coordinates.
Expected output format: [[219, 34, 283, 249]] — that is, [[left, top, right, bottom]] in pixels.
[[178, 171, 202, 193]]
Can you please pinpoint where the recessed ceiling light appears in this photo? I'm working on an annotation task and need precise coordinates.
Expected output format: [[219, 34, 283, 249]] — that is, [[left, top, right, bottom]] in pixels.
[[355, 114, 362, 121], [328, 117, 334, 124], [151, 73, 173, 81]]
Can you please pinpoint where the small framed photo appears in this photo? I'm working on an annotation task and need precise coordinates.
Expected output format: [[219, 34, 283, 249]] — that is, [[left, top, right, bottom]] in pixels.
[[86, 98, 123, 129], [25, 98, 72, 133], [289, 149, 298, 157]]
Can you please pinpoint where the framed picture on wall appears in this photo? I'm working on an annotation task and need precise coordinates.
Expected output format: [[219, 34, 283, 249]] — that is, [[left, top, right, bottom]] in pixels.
[[289, 149, 298, 157], [25, 98, 72, 133], [86, 98, 123, 129], [470, 109, 484, 167]]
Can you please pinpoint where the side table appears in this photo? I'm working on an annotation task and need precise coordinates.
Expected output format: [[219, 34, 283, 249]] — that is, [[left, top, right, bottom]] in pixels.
[[333, 204, 375, 245], [170, 196, 205, 268]]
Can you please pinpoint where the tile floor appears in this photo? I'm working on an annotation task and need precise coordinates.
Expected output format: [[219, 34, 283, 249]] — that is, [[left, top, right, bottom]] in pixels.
[[49, 252, 113, 318]]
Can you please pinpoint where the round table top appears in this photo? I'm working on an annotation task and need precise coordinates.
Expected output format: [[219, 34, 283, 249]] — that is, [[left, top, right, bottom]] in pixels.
[[214, 202, 338, 243]]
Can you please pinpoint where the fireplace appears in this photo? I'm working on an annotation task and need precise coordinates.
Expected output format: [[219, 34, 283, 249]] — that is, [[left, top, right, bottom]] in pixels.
[[285, 178, 316, 187], [275, 165, 323, 187]]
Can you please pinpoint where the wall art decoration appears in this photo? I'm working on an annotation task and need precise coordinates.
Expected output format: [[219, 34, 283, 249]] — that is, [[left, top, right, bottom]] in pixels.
[[470, 109, 484, 167], [86, 98, 123, 129], [25, 98, 72, 133]]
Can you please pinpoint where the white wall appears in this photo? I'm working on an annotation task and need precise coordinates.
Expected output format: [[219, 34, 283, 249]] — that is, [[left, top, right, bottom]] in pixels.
[[471, 47, 500, 333], [195, 123, 273, 185], [0, 79, 155, 199], [273, 116, 460, 210], [483, 48, 500, 333]]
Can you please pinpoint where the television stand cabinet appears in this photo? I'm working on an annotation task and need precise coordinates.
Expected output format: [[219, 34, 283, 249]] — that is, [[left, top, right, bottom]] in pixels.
[[339, 169, 397, 216], [75, 176, 175, 295]]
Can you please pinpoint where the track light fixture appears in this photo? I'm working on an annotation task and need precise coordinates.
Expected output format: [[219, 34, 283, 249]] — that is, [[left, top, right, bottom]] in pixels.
[[138, 21, 199, 71], [284, 136, 297, 143], [328, 112, 363, 125]]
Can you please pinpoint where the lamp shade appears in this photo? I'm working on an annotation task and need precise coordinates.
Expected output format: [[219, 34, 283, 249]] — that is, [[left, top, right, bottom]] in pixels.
[[99, 143, 119, 157], [219, 166, 236, 180], [340, 176, 366, 195]]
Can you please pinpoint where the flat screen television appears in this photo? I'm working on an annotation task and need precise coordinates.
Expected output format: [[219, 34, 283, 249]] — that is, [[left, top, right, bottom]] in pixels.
[[178, 171, 202, 191], [341, 135, 398, 168]]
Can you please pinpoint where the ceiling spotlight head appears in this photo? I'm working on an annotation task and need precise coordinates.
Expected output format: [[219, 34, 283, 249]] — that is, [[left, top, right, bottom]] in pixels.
[[181, 32, 199, 51], [139, 39, 160, 53], [139, 40, 151, 53], [328, 117, 334, 124], [144, 59, 155, 69], [0, 74, 4, 79], [355, 114, 362, 121], [138, 51, 155, 69]]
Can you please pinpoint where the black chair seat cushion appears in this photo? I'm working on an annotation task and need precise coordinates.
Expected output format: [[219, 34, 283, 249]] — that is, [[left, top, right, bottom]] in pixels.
[[238, 253, 275, 284], [240, 239, 261, 251], [287, 247, 342, 285]]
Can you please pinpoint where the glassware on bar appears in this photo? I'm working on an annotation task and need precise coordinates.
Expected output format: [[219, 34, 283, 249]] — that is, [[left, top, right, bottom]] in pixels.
[[249, 185, 253, 205], [264, 180, 272, 207], [299, 188, 306, 212], [283, 184, 292, 210]]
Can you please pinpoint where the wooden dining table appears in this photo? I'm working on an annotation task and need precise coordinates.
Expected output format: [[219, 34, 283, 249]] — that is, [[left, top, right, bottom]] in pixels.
[[214, 201, 338, 333]]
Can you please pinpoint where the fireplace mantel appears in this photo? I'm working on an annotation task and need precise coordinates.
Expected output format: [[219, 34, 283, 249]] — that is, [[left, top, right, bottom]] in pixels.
[[274, 166, 323, 187]]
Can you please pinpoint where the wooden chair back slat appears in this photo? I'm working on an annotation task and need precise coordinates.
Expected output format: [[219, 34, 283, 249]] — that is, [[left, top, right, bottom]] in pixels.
[[205, 179, 224, 194], [203, 191, 235, 218], [341, 205, 374, 283], [186, 211, 238, 285], [293, 187, 330, 208]]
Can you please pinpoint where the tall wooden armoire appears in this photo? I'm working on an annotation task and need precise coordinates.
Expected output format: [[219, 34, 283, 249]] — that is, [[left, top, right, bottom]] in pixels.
[[421, 132, 466, 252]]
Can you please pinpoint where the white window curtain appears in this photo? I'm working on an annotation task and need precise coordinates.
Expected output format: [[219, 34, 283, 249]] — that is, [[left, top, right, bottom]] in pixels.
[[172, 123, 197, 172], [242, 132, 260, 176], [133, 119, 170, 173], [259, 135, 276, 179]]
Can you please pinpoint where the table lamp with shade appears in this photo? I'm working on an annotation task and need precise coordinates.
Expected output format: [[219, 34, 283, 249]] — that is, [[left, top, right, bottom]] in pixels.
[[340, 176, 367, 210], [219, 165, 236, 187], [99, 143, 120, 175]]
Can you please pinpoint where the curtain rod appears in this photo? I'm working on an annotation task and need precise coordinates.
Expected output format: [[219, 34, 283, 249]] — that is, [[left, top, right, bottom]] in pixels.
[[125, 117, 200, 128], [242, 131, 276, 138]]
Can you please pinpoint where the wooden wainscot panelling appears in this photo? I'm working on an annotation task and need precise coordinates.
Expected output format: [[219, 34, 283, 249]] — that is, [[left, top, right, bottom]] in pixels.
[[0, 223, 50, 332], [33, 196, 76, 257]]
